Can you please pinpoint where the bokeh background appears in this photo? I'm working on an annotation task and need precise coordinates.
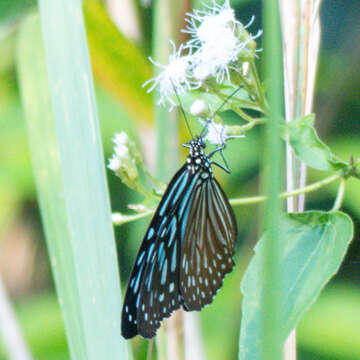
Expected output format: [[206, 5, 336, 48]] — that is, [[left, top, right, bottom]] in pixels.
[[0, 0, 359, 359]]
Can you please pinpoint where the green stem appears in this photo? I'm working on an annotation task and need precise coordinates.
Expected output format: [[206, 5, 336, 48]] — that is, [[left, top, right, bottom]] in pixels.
[[249, 59, 268, 112], [143, 167, 166, 192], [331, 177, 346, 211], [226, 117, 266, 135], [231, 173, 341, 206], [113, 173, 342, 226], [232, 107, 256, 123], [112, 209, 154, 226], [135, 183, 160, 201]]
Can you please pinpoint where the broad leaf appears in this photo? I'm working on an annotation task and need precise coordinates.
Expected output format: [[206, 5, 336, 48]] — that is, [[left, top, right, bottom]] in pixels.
[[286, 115, 347, 171], [239, 211, 353, 360]]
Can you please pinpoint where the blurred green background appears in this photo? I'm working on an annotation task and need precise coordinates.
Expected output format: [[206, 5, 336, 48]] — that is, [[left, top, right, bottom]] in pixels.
[[0, 0, 359, 359]]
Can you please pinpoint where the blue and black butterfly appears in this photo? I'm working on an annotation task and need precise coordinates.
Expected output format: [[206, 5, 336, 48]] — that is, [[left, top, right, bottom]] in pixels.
[[121, 132, 238, 339]]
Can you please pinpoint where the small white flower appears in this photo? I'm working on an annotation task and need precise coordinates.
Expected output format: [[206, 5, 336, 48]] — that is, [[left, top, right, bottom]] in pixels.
[[242, 61, 249, 76], [113, 132, 129, 146], [191, 27, 243, 82], [107, 132, 139, 187], [112, 212, 125, 224], [183, 0, 239, 45], [143, 42, 200, 109], [200, 118, 245, 145], [108, 132, 130, 171], [190, 99, 207, 116], [128, 204, 148, 212], [204, 119, 228, 145], [108, 154, 122, 172]]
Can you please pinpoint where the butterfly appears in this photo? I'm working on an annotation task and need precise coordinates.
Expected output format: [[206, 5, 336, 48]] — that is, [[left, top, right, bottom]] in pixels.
[[121, 134, 238, 339]]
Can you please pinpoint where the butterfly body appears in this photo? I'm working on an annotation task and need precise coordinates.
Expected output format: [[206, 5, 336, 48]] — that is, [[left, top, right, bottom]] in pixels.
[[121, 137, 237, 339]]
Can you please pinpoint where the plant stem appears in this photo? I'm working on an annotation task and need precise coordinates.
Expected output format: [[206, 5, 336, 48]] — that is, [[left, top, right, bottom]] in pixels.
[[231, 173, 341, 206], [112, 209, 155, 225], [232, 107, 258, 122], [250, 60, 268, 112], [262, 0, 283, 356], [113, 173, 342, 225], [143, 167, 166, 192], [135, 183, 160, 200], [331, 178, 346, 211], [226, 117, 266, 135]]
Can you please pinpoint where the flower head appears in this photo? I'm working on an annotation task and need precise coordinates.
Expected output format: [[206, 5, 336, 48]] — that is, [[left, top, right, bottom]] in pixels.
[[183, 0, 239, 45], [183, 1, 261, 84], [143, 42, 200, 110], [200, 117, 245, 145], [203, 119, 228, 145], [108, 132, 139, 188], [191, 27, 242, 82]]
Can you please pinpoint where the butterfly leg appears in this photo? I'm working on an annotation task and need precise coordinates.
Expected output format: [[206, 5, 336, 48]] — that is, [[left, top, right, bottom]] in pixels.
[[211, 160, 230, 173]]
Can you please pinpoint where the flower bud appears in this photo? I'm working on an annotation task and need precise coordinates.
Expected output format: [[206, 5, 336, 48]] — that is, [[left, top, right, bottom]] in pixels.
[[108, 132, 140, 190], [190, 99, 208, 116]]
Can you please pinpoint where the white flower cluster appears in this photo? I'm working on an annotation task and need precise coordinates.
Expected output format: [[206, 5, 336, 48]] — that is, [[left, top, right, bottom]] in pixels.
[[143, 0, 261, 109], [108, 132, 131, 172], [108, 132, 139, 185]]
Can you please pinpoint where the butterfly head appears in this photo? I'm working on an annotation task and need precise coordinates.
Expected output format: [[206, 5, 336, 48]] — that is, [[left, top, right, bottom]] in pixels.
[[183, 137, 211, 174]]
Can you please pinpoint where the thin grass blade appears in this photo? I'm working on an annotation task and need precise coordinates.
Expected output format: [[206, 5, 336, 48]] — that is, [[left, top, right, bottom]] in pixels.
[[17, 7, 128, 359]]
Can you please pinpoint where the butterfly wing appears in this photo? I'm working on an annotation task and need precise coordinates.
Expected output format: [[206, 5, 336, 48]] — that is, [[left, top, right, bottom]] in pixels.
[[180, 175, 237, 311], [121, 166, 201, 339]]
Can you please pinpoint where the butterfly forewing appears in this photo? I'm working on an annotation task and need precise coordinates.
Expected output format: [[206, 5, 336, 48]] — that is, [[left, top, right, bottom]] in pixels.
[[121, 166, 201, 339], [180, 175, 237, 311]]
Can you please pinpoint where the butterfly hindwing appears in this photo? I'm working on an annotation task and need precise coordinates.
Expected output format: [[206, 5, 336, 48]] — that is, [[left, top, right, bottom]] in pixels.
[[180, 174, 237, 311]]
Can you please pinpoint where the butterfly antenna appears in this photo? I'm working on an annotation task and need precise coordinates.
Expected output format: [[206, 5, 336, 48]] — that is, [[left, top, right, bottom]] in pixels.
[[214, 86, 243, 117], [171, 80, 194, 139]]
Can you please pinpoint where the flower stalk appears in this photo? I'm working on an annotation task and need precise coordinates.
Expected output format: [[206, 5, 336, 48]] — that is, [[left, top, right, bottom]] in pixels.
[[112, 172, 344, 226]]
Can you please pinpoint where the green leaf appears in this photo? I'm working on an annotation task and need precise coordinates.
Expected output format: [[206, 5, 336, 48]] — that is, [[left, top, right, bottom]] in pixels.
[[17, 8, 129, 360], [286, 114, 347, 171], [239, 211, 353, 360]]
